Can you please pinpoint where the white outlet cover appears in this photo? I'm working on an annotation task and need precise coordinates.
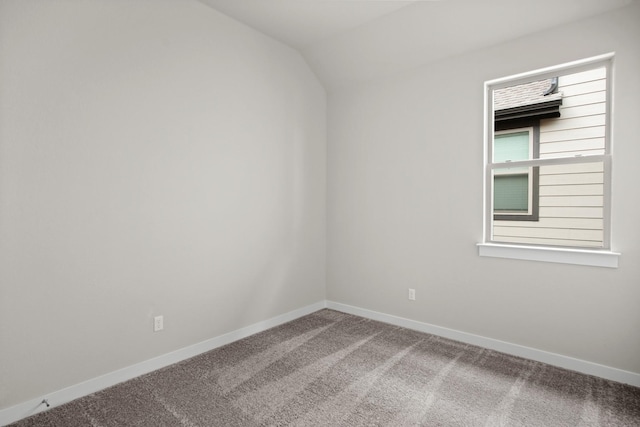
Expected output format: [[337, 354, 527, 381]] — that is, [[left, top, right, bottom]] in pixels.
[[154, 315, 164, 332]]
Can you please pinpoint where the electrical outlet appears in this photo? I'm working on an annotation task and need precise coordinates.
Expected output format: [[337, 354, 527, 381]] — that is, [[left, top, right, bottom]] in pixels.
[[154, 315, 164, 332], [408, 288, 416, 301]]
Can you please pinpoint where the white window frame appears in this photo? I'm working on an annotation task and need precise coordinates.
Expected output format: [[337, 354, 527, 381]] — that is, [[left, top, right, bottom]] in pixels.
[[478, 53, 620, 268], [493, 127, 534, 217]]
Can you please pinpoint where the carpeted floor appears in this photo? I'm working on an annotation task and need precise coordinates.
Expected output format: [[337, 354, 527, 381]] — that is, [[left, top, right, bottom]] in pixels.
[[9, 309, 640, 426]]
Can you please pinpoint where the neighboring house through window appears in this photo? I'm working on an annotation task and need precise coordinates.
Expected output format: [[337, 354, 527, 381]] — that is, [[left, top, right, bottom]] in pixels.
[[492, 78, 562, 222]]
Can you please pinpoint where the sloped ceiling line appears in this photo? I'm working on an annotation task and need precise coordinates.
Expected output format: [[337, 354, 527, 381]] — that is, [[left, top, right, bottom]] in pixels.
[[198, 0, 634, 90]]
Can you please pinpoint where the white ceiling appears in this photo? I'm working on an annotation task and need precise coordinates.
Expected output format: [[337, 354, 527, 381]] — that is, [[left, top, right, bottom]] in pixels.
[[199, 0, 634, 89], [199, 0, 416, 50]]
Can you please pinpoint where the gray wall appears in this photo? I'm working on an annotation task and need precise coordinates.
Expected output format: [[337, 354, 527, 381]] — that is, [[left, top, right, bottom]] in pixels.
[[0, 0, 326, 408], [327, 3, 640, 374]]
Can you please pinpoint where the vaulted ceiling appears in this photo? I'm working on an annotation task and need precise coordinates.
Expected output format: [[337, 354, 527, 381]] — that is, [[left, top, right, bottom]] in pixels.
[[199, 0, 634, 90]]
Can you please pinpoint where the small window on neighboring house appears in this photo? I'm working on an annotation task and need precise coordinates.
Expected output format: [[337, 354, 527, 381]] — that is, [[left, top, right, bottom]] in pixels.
[[483, 54, 615, 254], [493, 128, 538, 221]]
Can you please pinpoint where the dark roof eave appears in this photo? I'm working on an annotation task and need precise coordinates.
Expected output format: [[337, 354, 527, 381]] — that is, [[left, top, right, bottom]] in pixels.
[[495, 99, 563, 121]]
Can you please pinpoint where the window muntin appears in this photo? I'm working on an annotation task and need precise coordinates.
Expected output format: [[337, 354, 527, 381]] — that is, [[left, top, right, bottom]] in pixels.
[[484, 56, 612, 250]]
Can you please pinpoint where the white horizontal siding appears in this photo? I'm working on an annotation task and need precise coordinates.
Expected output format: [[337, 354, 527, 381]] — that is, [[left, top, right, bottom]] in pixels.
[[540, 126, 605, 143], [493, 235, 604, 248], [539, 172, 603, 185], [559, 67, 606, 85], [494, 226, 603, 241], [561, 91, 606, 108], [495, 217, 602, 229], [538, 206, 603, 218], [559, 79, 606, 97], [540, 195, 603, 207], [541, 114, 606, 132], [558, 102, 606, 119], [540, 162, 603, 174], [540, 138, 604, 155], [539, 184, 603, 196]]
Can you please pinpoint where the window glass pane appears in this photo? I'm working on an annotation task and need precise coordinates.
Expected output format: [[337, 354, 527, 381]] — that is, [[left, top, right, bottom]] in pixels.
[[494, 132, 529, 162], [494, 174, 528, 211]]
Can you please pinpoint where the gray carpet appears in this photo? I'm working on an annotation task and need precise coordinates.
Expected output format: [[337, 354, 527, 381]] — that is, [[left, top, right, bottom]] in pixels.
[[9, 309, 640, 426]]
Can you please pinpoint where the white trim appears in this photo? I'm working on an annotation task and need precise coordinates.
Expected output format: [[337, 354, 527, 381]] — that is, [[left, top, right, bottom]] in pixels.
[[326, 301, 640, 387], [490, 154, 607, 169], [0, 301, 327, 427], [483, 53, 616, 255], [4, 299, 639, 426], [486, 52, 615, 90], [477, 242, 620, 268]]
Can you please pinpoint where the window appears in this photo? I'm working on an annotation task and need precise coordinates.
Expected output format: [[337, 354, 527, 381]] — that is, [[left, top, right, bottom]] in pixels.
[[479, 53, 620, 267], [493, 128, 538, 221]]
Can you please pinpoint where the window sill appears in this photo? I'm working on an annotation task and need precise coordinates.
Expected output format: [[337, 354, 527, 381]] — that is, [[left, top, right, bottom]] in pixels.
[[477, 243, 620, 268]]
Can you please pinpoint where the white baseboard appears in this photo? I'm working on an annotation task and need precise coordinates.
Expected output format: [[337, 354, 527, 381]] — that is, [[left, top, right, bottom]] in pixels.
[[0, 301, 327, 427], [326, 301, 640, 388], [4, 299, 639, 426]]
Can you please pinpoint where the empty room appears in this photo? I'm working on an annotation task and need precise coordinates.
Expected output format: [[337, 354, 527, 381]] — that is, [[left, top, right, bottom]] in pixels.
[[1, 0, 639, 425]]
